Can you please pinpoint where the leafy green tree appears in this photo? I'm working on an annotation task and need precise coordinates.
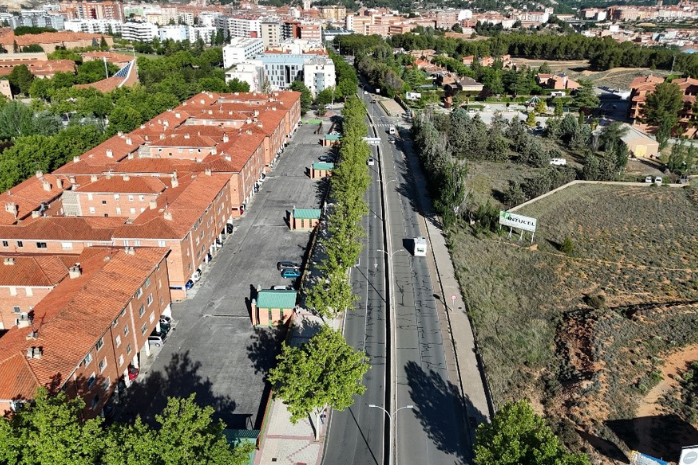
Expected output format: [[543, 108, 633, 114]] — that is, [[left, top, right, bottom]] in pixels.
[[0, 101, 62, 140], [570, 79, 599, 111], [526, 111, 536, 127], [227, 78, 250, 92], [538, 62, 552, 74], [474, 400, 589, 465], [436, 161, 469, 227], [554, 100, 563, 116], [8, 64, 34, 95], [107, 105, 142, 136], [535, 99, 547, 115], [289, 80, 312, 115], [644, 82, 682, 148], [197, 77, 229, 93], [0, 387, 105, 464], [315, 87, 336, 106], [268, 325, 370, 440]]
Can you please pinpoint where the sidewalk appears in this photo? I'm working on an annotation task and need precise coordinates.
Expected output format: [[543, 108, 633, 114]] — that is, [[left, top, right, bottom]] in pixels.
[[254, 311, 338, 465]]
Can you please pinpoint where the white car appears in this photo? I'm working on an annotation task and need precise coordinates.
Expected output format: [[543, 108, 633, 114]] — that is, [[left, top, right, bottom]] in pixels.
[[550, 158, 567, 166], [645, 176, 653, 183], [367, 157, 375, 166], [654, 176, 663, 185]]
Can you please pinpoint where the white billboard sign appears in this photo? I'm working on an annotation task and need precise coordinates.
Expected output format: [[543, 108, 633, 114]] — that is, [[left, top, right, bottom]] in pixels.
[[499, 211, 537, 233]]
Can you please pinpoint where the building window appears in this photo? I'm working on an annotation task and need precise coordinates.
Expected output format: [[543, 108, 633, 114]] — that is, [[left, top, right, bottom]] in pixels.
[[61, 243, 73, 250], [139, 304, 145, 317], [87, 374, 97, 390], [102, 200, 107, 205], [116, 208, 121, 215], [139, 195, 145, 201], [136, 287, 142, 298], [25, 287, 32, 297], [10, 287, 16, 296], [17, 241, 23, 248], [87, 193, 93, 200], [147, 294, 153, 306], [114, 194, 120, 200], [102, 377, 111, 392], [145, 277, 151, 287], [123, 324, 129, 336], [91, 395, 99, 409], [95, 337, 104, 351], [36, 242, 47, 249], [98, 358, 107, 372], [115, 335, 121, 348], [141, 323, 147, 335], [126, 344, 132, 355], [128, 195, 134, 202], [83, 353, 93, 366], [1, 241, 7, 247], [149, 312, 155, 323], [118, 354, 124, 366], [130, 208, 136, 215]]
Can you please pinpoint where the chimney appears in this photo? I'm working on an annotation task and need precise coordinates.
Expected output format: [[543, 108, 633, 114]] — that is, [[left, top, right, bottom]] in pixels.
[[225, 155, 231, 162], [205, 169, 212, 176], [42, 180, 51, 192], [69, 176, 76, 184], [26, 347, 34, 358], [246, 118, 252, 124], [163, 120, 169, 128], [5, 202, 17, 216], [175, 112, 181, 118], [56, 178, 63, 189], [126, 137, 132, 145], [272, 107, 277, 111], [123, 175, 130, 181], [73, 155, 80, 163], [208, 109, 213, 115], [246, 129, 252, 135], [149, 199, 157, 210], [17, 315, 30, 329], [31, 210, 41, 218], [106, 149, 113, 158], [4, 257, 15, 265], [118, 131, 123, 136], [68, 264, 81, 279], [124, 246, 135, 255], [160, 133, 165, 140], [26, 330, 37, 340], [128, 153, 134, 159], [90, 174, 98, 183], [184, 133, 190, 139], [35, 170, 43, 178], [164, 211, 173, 221], [32, 347, 42, 359], [140, 124, 145, 129]]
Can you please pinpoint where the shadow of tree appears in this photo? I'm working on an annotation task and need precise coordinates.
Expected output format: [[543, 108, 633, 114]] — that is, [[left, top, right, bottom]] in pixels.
[[246, 326, 286, 376], [404, 361, 480, 464], [576, 429, 629, 463], [119, 351, 245, 429], [606, 415, 698, 463]]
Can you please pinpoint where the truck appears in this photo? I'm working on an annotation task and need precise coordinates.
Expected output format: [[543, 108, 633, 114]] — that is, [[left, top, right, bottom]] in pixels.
[[413, 237, 427, 256]]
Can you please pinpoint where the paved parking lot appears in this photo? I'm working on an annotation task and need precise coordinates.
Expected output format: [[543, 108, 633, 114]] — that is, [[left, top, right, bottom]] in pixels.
[[120, 118, 336, 430]]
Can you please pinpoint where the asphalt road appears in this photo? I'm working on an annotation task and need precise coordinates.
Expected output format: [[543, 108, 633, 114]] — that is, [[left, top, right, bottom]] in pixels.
[[367, 93, 469, 465], [321, 112, 387, 465], [119, 121, 333, 430]]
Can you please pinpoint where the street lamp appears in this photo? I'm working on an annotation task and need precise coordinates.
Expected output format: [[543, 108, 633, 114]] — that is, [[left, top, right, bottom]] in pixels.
[[368, 404, 414, 465], [377, 248, 407, 259]]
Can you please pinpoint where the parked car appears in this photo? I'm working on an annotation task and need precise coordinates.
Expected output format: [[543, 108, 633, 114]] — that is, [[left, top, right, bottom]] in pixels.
[[367, 157, 375, 166], [148, 332, 167, 347], [159, 316, 171, 331], [281, 268, 302, 279], [277, 261, 301, 271], [371, 99, 376, 103], [645, 176, 653, 183], [272, 285, 294, 290], [550, 158, 567, 166], [319, 155, 330, 162], [654, 176, 663, 185], [128, 365, 140, 381]]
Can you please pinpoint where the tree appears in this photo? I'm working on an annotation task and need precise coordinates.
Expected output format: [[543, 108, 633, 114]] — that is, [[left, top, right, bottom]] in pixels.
[[644, 82, 682, 148], [538, 62, 552, 74], [570, 79, 599, 111], [227, 78, 250, 93], [534, 99, 547, 115], [289, 80, 312, 115], [267, 325, 370, 440], [554, 100, 563, 116], [474, 400, 589, 465], [107, 106, 142, 136], [526, 111, 536, 127], [8, 64, 34, 95]]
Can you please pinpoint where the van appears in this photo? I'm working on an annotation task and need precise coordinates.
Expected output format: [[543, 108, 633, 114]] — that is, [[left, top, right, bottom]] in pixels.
[[413, 237, 427, 256], [389, 125, 396, 135]]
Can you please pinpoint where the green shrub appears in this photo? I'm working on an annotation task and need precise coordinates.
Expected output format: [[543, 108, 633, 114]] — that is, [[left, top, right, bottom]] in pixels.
[[561, 236, 575, 255]]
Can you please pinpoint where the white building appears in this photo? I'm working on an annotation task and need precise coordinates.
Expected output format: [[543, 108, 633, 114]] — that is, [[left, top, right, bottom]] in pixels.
[[64, 19, 122, 35], [269, 38, 324, 55], [158, 25, 188, 42], [223, 37, 264, 68], [303, 56, 335, 97], [122, 22, 158, 42], [216, 16, 261, 39], [190, 26, 216, 44], [458, 9, 473, 20], [179, 12, 194, 26], [225, 60, 265, 92], [198, 12, 221, 27]]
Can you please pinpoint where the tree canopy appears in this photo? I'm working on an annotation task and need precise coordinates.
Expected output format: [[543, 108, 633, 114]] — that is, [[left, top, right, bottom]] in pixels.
[[289, 80, 312, 115], [474, 400, 589, 465], [0, 387, 254, 465]]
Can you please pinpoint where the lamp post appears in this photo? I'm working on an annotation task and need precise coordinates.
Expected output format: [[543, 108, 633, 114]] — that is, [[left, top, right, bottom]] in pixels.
[[377, 248, 407, 259], [368, 404, 414, 465]]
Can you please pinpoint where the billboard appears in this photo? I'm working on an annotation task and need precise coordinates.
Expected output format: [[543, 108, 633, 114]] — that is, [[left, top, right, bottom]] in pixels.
[[680, 446, 698, 465], [499, 211, 537, 233]]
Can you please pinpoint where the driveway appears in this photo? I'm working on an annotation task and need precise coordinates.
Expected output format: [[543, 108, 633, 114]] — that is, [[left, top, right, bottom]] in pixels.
[[119, 118, 335, 430]]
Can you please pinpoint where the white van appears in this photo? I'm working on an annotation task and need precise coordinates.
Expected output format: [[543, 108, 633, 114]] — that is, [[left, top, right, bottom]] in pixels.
[[389, 125, 396, 135], [413, 237, 427, 256]]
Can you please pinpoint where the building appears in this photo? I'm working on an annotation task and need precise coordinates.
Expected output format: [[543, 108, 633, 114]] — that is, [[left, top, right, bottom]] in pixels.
[[309, 162, 333, 179], [223, 37, 264, 69], [299, 23, 321, 42], [251, 289, 297, 326], [628, 75, 665, 120], [0, 31, 113, 54], [260, 19, 281, 47], [319, 5, 347, 20], [63, 19, 122, 35], [303, 56, 335, 97], [0, 53, 76, 79], [282, 20, 301, 40], [620, 123, 660, 158], [0, 79, 10, 100], [225, 60, 265, 92], [536, 73, 581, 91], [0, 246, 171, 419], [289, 208, 320, 230], [9, 11, 65, 30], [121, 22, 158, 42], [216, 15, 261, 39], [59, 1, 124, 21]]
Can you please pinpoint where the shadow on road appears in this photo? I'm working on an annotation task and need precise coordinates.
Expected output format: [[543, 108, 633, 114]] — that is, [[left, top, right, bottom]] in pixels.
[[246, 326, 287, 375], [405, 361, 483, 464], [119, 350, 247, 429]]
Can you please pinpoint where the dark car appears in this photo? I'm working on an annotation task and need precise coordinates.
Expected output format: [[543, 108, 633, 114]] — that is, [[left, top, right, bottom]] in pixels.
[[277, 261, 301, 271]]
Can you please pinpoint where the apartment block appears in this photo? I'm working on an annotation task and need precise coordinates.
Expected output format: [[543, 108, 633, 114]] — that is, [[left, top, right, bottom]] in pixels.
[[260, 19, 282, 47], [222, 37, 264, 69], [303, 56, 336, 97], [59, 1, 124, 21], [121, 22, 159, 42], [0, 246, 170, 418]]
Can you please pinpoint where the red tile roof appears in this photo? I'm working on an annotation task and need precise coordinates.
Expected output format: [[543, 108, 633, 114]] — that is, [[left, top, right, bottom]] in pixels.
[[0, 217, 125, 241], [148, 134, 217, 148], [0, 254, 77, 287], [0, 174, 70, 225], [0, 247, 169, 398], [215, 132, 265, 171], [54, 134, 145, 175], [76, 175, 167, 194]]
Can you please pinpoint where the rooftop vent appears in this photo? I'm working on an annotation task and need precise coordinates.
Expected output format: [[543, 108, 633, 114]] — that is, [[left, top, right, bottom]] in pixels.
[[69, 264, 81, 279]]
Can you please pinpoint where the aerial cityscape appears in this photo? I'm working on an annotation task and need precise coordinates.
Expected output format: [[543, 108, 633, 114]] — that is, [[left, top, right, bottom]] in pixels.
[[0, 0, 697, 464]]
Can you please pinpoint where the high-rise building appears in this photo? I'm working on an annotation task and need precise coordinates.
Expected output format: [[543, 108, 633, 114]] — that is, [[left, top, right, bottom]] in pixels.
[[222, 37, 264, 68], [260, 19, 281, 47]]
